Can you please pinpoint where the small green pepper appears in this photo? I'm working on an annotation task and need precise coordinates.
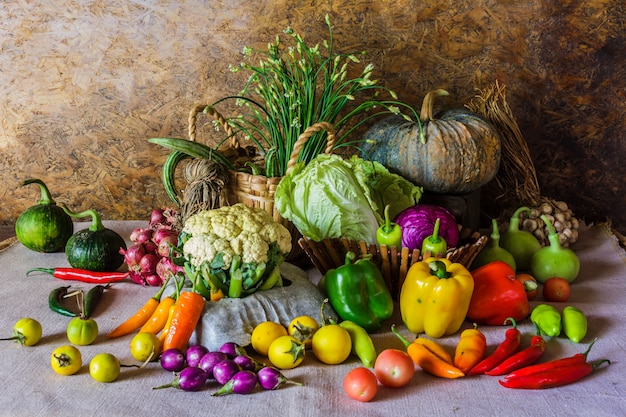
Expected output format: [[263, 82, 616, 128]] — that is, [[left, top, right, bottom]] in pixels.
[[324, 252, 394, 333], [562, 305, 587, 343], [421, 218, 447, 256], [83, 283, 109, 319], [49, 286, 79, 318], [376, 204, 402, 250], [531, 304, 562, 337]]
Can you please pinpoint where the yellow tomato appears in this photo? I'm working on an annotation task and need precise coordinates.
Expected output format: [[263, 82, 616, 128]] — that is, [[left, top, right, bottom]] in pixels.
[[312, 324, 352, 365], [288, 315, 319, 349], [267, 335, 306, 369], [251, 321, 288, 356], [89, 353, 121, 383], [130, 332, 161, 362], [51, 345, 82, 376]]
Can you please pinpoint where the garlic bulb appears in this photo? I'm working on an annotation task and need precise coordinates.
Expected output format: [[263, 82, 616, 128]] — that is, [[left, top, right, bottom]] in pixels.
[[520, 198, 580, 247]]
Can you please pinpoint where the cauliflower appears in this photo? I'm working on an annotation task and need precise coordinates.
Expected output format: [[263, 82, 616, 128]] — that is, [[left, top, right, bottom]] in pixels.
[[180, 203, 292, 297]]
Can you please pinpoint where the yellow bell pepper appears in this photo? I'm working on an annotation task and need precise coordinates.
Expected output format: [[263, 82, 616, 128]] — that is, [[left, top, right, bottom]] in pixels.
[[400, 257, 474, 338]]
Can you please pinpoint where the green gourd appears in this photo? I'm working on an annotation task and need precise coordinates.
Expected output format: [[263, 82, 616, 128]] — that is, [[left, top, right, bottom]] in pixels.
[[530, 215, 580, 283], [15, 179, 73, 253], [471, 218, 516, 271], [500, 207, 541, 271], [62, 206, 127, 272]]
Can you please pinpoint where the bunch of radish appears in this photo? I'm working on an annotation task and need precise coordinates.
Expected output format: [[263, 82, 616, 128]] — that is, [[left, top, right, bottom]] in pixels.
[[120, 208, 183, 286]]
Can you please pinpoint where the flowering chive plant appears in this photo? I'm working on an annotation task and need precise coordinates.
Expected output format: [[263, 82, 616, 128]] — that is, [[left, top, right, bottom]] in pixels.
[[208, 14, 420, 177]]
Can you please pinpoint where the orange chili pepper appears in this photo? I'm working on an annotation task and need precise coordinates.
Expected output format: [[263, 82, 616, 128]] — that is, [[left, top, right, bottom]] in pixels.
[[162, 291, 206, 351], [392, 325, 465, 379], [107, 278, 170, 338], [158, 302, 177, 345], [454, 323, 487, 374], [415, 337, 453, 364], [140, 295, 176, 334]]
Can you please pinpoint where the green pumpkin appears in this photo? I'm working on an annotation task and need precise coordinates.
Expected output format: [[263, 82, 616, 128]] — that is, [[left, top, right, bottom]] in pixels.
[[15, 179, 73, 252], [63, 207, 127, 271], [361, 89, 501, 194]]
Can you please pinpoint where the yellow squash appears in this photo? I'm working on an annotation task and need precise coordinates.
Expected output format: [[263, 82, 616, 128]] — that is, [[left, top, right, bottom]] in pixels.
[[400, 257, 474, 338]]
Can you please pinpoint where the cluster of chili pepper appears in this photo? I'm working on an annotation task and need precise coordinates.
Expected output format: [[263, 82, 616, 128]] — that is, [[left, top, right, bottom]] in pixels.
[[107, 271, 206, 353], [48, 283, 111, 319], [498, 340, 610, 389]]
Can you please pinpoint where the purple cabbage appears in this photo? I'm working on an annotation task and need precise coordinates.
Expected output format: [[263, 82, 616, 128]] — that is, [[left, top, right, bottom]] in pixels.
[[394, 204, 459, 251]]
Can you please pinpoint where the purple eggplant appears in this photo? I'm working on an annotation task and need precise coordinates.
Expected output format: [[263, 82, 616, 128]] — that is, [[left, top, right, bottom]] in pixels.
[[218, 341, 247, 358], [257, 366, 302, 390], [160, 348, 186, 372], [153, 366, 208, 392], [198, 351, 228, 379], [212, 370, 258, 396], [185, 344, 209, 368], [212, 359, 241, 386]]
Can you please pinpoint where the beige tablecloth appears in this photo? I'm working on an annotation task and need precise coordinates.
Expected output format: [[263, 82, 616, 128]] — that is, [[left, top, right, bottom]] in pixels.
[[0, 221, 624, 417]]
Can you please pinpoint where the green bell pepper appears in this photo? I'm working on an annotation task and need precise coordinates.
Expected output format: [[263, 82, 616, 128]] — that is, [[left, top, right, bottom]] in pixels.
[[324, 251, 394, 333], [531, 304, 562, 337]]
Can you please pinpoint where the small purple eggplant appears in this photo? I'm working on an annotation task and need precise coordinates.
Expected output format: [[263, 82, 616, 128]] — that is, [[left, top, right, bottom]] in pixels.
[[257, 367, 302, 390], [160, 348, 186, 372], [153, 366, 208, 392], [185, 345, 209, 368], [212, 359, 241, 386], [198, 351, 228, 379], [218, 341, 247, 358], [212, 370, 258, 396]]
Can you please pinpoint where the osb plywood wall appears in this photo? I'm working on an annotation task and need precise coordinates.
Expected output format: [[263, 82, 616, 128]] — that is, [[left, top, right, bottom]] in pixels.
[[1, 0, 624, 233]]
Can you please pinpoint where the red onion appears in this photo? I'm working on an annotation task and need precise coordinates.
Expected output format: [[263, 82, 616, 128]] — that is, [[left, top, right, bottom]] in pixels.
[[130, 227, 153, 244], [128, 271, 146, 285], [120, 244, 146, 272], [149, 208, 166, 228], [140, 253, 159, 274], [156, 257, 183, 281], [144, 273, 163, 287]]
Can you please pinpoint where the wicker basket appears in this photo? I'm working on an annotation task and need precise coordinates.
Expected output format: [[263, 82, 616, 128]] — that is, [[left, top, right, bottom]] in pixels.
[[186, 105, 335, 264], [298, 226, 487, 300]]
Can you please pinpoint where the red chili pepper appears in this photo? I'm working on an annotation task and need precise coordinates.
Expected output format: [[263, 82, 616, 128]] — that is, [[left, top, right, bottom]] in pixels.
[[468, 317, 521, 375], [485, 334, 546, 376], [501, 339, 596, 382], [27, 267, 129, 284], [498, 358, 610, 389]]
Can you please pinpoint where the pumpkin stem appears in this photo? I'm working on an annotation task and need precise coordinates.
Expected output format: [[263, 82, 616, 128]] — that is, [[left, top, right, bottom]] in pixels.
[[419, 89, 450, 122], [22, 178, 56, 206], [60, 204, 106, 232]]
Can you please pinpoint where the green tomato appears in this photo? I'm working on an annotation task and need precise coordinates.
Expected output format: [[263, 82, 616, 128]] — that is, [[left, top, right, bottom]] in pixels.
[[129, 332, 161, 362], [8, 318, 43, 346], [66, 317, 98, 346], [51, 345, 82, 376], [89, 353, 121, 383]]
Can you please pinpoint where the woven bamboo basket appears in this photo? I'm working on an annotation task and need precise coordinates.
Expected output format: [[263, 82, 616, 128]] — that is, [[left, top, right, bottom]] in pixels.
[[186, 104, 335, 264], [298, 226, 487, 300]]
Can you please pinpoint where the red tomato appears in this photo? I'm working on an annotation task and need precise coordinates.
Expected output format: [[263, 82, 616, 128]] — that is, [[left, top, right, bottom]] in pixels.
[[542, 277, 571, 302], [343, 367, 379, 402], [516, 273, 539, 300], [373, 349, 415, 388]]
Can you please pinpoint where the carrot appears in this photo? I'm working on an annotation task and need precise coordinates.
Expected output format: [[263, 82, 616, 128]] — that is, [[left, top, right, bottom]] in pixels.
[[162, 290, 206, 351], [107, 277, 170, 338]]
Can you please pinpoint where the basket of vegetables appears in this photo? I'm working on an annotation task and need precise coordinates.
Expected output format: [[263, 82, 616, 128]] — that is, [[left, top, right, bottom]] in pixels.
[[273, 154, 487, 300], [148, 16, 420, 264]]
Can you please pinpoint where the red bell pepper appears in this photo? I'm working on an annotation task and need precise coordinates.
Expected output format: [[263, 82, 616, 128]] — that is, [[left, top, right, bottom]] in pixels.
[[466, 261, 530, 325]]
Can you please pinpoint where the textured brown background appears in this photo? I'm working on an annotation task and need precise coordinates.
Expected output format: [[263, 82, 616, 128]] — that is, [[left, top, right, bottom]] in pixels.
[[1, 0, 624, 233]]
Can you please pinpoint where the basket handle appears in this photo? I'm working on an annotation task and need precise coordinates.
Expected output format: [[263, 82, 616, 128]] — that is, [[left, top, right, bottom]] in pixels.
[[188, 104, 239, 149], [286, 122, 336, 175]]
